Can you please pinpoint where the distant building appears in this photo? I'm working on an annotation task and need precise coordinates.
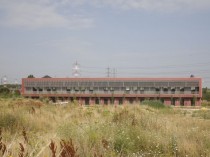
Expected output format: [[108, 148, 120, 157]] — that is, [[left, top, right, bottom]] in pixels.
[[21, 77, 202, 106]]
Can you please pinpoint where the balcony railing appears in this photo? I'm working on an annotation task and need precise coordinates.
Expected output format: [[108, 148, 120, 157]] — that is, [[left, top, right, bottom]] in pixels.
[[25, 88, 199, 95]]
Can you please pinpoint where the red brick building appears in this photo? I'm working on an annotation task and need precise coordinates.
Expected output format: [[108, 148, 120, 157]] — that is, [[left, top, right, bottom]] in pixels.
[[21, 77, 202, 106]]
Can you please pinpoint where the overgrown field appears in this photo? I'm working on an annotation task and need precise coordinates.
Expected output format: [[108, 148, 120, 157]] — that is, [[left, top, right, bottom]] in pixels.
[[0, 98, 210, 157]]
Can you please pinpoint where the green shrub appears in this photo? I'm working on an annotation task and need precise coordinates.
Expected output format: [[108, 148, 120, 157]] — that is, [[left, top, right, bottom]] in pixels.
[[57, 122, 76, 139], [0, 87, 10, 94], [192, 110, 210, 119], [141, 100, 165, 109], [0, 112, 25, 132], [102, 109, 110, 116], [201, 100, 210, 107]]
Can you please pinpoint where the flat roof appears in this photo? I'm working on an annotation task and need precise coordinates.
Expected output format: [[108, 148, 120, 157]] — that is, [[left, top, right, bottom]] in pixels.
[[22, 77, 202, 81]]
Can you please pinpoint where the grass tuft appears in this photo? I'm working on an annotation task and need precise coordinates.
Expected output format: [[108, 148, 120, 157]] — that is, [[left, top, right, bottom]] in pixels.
[[49, 140, 57, 157], [59, 139, 79, 157]]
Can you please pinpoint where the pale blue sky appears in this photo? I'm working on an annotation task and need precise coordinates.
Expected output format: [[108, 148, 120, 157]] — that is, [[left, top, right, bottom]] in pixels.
[[0, 0, 210, 87]]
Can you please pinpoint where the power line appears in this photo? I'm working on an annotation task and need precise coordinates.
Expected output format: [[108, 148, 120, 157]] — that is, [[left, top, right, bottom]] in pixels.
[[81, 70, 105, 74], [81, 69, 209, 76], [117, 69, 209, 75], [116, 62, 210, 69], [81, 61, 210, 70], [79, 61, 210, 79]]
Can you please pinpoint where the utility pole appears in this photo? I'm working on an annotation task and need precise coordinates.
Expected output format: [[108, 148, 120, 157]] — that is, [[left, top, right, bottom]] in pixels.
[[72, 61, 80, 78], [113, 68, 117, 78], [107, 67, 110, 78], [3, 75, 7, 87], [14, 79, 18, 90], [14, 79, 18, 85]]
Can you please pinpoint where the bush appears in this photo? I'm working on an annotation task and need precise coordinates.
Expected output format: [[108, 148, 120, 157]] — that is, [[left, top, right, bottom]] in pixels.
[[0, 112, 25, 132], [0, 87, 21, 98], [202, 100, 210, 107], [141, 100, 165, 109], [0, 87, 10, 98], [203, 88, 210, 101], [0, 87, 10, 94], [192, 110, 210, 119], [57, 122, 74, 139]]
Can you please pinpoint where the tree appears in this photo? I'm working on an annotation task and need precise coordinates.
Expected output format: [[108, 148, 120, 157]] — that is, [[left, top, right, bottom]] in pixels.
[[0, 87, 10, 94], [28, 74, 35, 78], [13, 90, 21, 96], [203, 87, 208, 94], [203, 88, 210, 101]]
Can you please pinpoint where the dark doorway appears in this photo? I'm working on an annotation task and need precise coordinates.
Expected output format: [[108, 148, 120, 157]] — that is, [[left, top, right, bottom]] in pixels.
[[119, 98, 123, 105], [111, 97, 114, 104], [129, 98, 134, 104], [180, 98, 184, 106], [160, 98, 164, 103], [95, 98, 100, 105], [51, 97, 56, 103], [104, 98, 108, 105], [85, 98, 90, 105], [172, 98, 175, 106]]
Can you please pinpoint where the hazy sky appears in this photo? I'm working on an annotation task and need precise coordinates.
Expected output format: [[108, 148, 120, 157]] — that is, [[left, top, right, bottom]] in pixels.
[[0, 0, 210, 87]]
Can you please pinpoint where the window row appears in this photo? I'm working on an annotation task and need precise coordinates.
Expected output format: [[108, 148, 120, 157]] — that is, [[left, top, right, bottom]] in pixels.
[[24, 81, 199, 88], [26, 86, 199, 92]]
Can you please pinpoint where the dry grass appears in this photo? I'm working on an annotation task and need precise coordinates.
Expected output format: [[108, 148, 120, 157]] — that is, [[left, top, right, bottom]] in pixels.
[[0, 98, 210, 156]]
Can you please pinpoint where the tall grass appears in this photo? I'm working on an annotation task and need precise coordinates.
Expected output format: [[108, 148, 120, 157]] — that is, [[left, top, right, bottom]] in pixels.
[[0, 98, 210, 156]]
